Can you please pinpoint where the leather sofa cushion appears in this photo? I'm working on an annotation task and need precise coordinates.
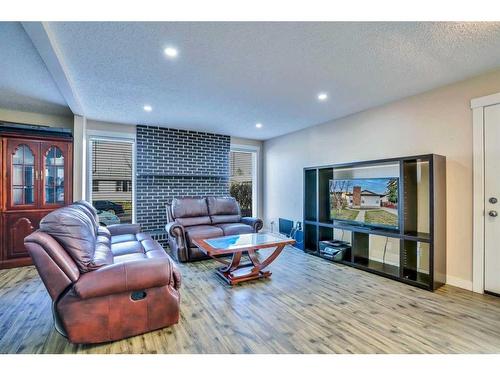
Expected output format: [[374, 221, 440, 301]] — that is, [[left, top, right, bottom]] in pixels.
[[184, 225, 224, 247], [73, 200, 99, 235], [94, 242, 114, 268], [113, 252, 147, 264], [207, 197, 241, 224], [111, 240, 144, 257], [176, 216, 211, 227], [207, 196, 240, 215], [97, 226, 111, 239], [215, 223, 253, 236], [111, 234, 138, 244], [211, 214, 242, 224], [171, 197, 211, 227], [39, 206, 109, 273]]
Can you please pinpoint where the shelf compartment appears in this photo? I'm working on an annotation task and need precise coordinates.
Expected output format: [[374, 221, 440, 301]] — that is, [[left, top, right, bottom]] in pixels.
[[403, 158, 431, 237], [318, 168, 333, 224], [352, 232, 400, 278], [304, 169, 317, 222], [402, 240, 431, 285], [304, 223, 318, 252]]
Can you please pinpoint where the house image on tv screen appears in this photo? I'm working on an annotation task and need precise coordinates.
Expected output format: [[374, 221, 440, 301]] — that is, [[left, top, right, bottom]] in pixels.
[[347, 186, 387, 209], [329, 178, 399, 228]]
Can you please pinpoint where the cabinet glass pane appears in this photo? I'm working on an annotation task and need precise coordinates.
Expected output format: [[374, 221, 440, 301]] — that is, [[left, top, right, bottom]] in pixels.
[[24, 166, 34, 187], [25, 187, 34, 204], [56, 187, 64, 203], [13, 188, 23, 204], [44, 147, 65, 204], [56, 167, 64, 187], [45, 166, 55, 186], [24, 147, 34, 165], [54, 147, 64, 165], [13, 166, 23, 185], [45, 187, 55, 204], [12, 145, 35, 205]]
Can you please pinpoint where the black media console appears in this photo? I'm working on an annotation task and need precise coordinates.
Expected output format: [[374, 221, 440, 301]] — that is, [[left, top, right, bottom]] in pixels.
[[303, 154, 446, 291]]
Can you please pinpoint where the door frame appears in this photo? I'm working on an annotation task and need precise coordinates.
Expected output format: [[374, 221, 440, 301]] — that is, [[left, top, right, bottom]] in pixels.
[[471, 92, 500, 294]]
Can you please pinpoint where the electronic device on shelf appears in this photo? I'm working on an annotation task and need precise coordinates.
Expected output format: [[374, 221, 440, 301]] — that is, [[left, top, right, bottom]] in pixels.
[[319, 240, 351, 262]]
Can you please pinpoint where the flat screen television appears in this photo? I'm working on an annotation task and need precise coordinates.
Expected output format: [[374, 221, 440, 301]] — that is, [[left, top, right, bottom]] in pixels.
[[329, 177, 399, 230]]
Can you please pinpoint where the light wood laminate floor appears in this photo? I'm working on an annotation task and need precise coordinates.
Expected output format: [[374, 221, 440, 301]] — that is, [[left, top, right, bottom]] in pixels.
[[1, 246, 500, 354]]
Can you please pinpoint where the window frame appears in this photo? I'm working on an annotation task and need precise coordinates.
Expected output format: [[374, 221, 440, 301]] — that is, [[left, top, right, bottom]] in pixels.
[[86, 133, 136, 224], [230, 144, 260, 218]]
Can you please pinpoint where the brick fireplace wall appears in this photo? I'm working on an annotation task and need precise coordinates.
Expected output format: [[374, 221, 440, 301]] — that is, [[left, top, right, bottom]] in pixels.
[[136, 125, 230, 233]]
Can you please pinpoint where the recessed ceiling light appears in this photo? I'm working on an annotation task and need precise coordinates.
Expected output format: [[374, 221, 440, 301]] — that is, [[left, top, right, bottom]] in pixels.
[[164, 47, 178, 58], [255, 123, 263, 129], [317, 92, 328, 101], [143, 105, 152, 112]]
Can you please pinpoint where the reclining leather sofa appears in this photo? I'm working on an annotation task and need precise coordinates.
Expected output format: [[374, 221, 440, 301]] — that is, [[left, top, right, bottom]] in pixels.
[[24, 200, 181, 344], [165, 196, 263, 262]]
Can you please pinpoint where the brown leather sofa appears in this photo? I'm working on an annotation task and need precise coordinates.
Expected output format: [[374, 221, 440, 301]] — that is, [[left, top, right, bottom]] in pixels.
[[165, 196, 263, 262], [24, 200, 181, 344]]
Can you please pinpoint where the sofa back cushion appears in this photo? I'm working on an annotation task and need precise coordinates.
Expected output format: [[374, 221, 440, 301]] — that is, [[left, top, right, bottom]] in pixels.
[[39, 205, 112, 273], [171, 197, 211, 227], [73, 200, 99, 235], [207, 196, 241, 224]]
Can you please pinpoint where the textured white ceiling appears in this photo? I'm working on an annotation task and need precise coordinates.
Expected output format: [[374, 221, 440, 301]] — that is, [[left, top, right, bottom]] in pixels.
[[5, 22, 500, 138], [0, 22, 71, 117]]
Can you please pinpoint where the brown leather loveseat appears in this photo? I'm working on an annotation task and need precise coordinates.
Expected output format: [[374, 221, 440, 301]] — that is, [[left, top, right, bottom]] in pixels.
[[165, 196, 263, 262], [24, 200, 181, 344]]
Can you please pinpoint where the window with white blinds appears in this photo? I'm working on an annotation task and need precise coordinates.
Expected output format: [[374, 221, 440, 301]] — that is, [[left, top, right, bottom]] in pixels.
[[229, 150, 255, 217], [90, 139, 134, 225]]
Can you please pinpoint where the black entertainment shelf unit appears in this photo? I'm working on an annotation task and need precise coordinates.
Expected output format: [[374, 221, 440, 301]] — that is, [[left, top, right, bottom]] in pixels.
[[303, 154, 446, 290]]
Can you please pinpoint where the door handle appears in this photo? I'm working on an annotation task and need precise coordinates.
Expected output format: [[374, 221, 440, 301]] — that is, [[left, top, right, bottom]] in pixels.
[[489, 210, 498, 217]]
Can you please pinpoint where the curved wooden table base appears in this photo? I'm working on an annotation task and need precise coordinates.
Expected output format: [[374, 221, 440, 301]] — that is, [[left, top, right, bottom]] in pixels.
[[209, 244, 286, 285]]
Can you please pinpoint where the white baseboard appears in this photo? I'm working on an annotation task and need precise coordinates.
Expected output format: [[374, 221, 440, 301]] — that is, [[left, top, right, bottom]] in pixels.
[[446, 275, 473, 291]]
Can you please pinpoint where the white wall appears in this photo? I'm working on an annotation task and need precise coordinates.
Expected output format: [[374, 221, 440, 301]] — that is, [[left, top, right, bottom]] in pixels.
[[263, 68, 500, 290]]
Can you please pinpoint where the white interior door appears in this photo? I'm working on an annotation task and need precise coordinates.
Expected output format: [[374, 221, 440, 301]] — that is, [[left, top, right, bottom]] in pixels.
[[484, 103, 500, 295]]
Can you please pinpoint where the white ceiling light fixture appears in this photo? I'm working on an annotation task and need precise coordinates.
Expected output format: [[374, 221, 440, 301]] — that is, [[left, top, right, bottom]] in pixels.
[[143, 105, 152, 112], [255, 123, 263, 129], [164, 46, 179, 59], [317, 92, 328, 102]]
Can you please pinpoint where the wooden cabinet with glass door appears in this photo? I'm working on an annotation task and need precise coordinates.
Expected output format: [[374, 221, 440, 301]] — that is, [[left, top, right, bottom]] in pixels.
[[0, 124, 73, 269]]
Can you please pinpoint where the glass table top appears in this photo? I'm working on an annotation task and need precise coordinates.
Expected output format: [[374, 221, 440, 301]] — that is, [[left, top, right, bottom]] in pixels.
[[203, 232, 291, 250]]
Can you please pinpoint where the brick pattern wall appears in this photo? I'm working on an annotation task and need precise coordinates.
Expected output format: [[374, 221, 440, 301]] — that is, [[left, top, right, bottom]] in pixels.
[[136, 125, 230, 232]]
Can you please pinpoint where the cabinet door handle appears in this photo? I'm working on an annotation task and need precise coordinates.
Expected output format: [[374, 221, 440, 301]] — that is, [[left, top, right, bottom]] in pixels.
[[35, 170, 39, 180]]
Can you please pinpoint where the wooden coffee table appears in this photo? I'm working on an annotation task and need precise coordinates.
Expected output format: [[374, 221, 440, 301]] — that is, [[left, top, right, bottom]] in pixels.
[[193, 233, 295, 285]]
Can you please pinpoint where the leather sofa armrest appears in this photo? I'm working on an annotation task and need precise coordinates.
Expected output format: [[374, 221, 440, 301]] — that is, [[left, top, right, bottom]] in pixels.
[[165, 222, 189, 262], [74, 258, 177, 299], [107, 223, 141, 236], [165, 221, 184, 237], [241, 217, 264, 232]]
